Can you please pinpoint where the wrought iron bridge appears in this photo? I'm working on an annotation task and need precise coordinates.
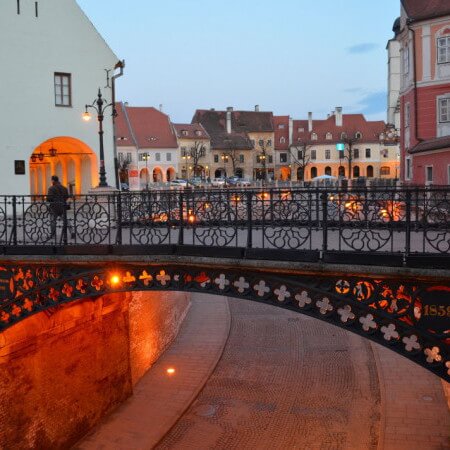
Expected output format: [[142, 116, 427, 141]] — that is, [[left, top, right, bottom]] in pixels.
[[0, 187, 448, 381]]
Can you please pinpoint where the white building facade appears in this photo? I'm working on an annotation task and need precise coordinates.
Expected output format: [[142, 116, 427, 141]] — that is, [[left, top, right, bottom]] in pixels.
[[0, 0, 122, 195]]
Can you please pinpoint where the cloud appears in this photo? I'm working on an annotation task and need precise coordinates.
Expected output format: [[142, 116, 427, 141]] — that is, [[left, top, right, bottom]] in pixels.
[[357, 91, 386, 115], [347, 43, 378, 54]]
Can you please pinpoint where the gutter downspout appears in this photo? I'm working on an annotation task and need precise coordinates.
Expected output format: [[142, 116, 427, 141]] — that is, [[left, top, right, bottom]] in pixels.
[[112, 60, 125, 189]]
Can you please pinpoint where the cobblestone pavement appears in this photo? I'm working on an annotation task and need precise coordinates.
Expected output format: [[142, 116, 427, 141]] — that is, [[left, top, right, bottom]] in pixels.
[[157, 299, 383, 450]]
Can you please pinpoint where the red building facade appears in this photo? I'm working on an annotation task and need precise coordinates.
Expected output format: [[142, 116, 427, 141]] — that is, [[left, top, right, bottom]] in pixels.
[[398, 0, 450, 185]]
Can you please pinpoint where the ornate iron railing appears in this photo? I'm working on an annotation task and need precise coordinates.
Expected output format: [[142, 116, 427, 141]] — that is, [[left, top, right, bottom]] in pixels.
[[1, 187, 449, 263]]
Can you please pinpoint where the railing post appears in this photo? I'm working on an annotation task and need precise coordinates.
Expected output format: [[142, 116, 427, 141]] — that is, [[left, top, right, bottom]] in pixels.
[[321, 191, 328, 255], [246, 191, 253, 249], [178, 191, 184, 245], [12, 196, 17, 246], [405, 189, 411, 257], [116, 192, 122, 245]]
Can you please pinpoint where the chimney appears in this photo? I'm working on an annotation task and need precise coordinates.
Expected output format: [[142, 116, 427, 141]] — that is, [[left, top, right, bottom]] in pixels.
[[255, 105, 260, 112], [124, 102, 129, 106], [288, 117, 293, 146], [335, 106, 343, 127], [308, 112, 313, 132], [159, 104, 163, 112], [226, 108, 232, 134]]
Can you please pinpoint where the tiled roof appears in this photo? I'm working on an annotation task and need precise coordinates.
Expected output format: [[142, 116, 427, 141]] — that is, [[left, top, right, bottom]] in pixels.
[[408, 135, 450, 154], [173, 123, 210, 140], [192, 109, 274, 150], [291, 114, 385, 145], [115, 103, 178, 149], [401, 0, 450, 21], [273, 116, 290, 150]]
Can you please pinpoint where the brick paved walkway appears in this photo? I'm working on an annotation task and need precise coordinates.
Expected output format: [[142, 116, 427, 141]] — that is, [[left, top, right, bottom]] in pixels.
[[74, 294, 230, 450], [76, 295, 450, 450]]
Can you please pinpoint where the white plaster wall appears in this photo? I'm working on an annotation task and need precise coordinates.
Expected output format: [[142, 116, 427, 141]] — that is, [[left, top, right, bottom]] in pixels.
[[0, 0, 119, 195]]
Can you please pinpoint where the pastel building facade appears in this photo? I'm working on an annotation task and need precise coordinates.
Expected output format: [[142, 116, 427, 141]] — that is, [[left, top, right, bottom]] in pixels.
[[0, 0, 122, 195], [398, 0, 450, 185]]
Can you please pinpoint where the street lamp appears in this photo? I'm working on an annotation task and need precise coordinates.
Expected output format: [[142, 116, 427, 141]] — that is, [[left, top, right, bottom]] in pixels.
[[83, 88, 116, 188], [142, 152, 149, 190], [221, 154, 229, 178], [182, 151, 191, 179]]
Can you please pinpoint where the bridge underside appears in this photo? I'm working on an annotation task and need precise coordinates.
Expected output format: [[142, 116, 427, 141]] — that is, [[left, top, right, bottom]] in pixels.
[[0, 256, 448, 382]]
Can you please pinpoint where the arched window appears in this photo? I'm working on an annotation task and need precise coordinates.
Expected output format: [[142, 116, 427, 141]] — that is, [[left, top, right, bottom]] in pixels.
[[310, 167, 317, 178], [325, 166, 332, 176], [280, 137, 286, 144], [353, 166, 360, 178], [355, 132, 362, 139], [338, 166, 345, 177], [297, 167, 304, 181], [367, 165, 374, 177], [380, 166, 390, 176], [326, 132, 333, 140]]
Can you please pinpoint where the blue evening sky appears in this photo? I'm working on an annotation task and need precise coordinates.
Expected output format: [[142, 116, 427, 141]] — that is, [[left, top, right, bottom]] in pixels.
[[77, 0, 400, 123]]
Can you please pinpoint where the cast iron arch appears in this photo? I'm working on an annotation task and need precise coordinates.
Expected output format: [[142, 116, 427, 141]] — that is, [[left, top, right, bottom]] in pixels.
[[0, 261, 448, 382]]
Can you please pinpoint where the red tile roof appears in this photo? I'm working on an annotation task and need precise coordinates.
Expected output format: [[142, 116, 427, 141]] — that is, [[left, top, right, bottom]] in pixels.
[[273, 116, 290, 150], [409, 135, 450, 154], [173, 123, 210, 140], [115, 103, 178, 149], [291, 114, 385, 145], [401, 0, 450, 21], [192, 109, 274, 150]]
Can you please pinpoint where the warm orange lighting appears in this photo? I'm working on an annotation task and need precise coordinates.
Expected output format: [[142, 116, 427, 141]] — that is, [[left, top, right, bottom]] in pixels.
[[110, 274, 120, 286], [166, 367, 176, 375], [188, 214, 196, 224], [82, 111, 91, 121]]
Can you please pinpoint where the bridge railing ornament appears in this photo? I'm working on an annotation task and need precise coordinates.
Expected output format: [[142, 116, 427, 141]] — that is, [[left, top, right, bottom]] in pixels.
[[0, 186, 448, 260]]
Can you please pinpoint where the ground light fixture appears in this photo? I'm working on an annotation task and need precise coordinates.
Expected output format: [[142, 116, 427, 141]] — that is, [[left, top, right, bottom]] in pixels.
[[166, 367, 176, 375]]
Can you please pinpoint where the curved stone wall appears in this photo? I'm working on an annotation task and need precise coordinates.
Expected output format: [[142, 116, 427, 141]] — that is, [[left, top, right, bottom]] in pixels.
[[0, 290, 190, 449]]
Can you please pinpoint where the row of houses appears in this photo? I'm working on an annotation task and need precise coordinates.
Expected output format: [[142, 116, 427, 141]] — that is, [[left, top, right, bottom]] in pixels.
[[115, 103, 400, 190]]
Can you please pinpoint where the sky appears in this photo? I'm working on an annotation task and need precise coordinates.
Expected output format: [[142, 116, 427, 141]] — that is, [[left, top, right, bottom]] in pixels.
[[76, 0, 400, 124]]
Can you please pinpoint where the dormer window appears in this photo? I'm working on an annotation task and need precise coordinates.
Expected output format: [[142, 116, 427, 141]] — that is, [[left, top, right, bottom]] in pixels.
[[182, 130, 188, 136], [195, 130, 202, 136], [355, 132, 362, 139], [326, 132, 332, 140], [340, 132, 347, 140], [311, 132, 317, 140]]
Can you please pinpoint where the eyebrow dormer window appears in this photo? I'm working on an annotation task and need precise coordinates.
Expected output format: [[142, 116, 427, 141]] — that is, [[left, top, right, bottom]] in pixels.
[[54, 73, 71, 107]]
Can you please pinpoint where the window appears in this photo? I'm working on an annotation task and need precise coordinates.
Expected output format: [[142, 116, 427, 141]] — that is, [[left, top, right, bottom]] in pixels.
[[278, 124, 285, 129], [280, 153, 288, 163], [310, 167, 317, 178], [326, 132, 332, 140], [166, 153, 171, 161], [182, 130, 188, 136], [155, 153, 161, 162], [268, 155, 273, 163], [403, 45, 409, 75], [338, 150, 344, 160], [195, 130, 202, 136], [54, 73, 71, 106], [127, 153, 132, 162], [405, 102, 410, 127], [267, 140, 272, 146], [381, 149, 388, 158], [438, 98, 450, 123], [298, 127, 304, 132], [425, 166, 433, 183], [340, 132, 347, 140], [118, 153, 124, 163], [438, 36, 450, 64], [239, 154, 244, 163], [325, 149, 330, 160], [353, 148, 359, 159], [365, 148, 371, 158], [138, 153, 149, 162], [214, 154, 219, 163], [280, 137, 286, 144], [311, 150, 316, 160], [355, 132, 362, 139], [380, 166, 391, 176], [405, 157, 412, 180], [297, 150, 303, 160], [367, 165, 374, 177], [311, 133, 317, 140]]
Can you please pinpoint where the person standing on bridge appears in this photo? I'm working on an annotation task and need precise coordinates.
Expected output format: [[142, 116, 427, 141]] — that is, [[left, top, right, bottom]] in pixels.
[[47, 175, 71, 240]]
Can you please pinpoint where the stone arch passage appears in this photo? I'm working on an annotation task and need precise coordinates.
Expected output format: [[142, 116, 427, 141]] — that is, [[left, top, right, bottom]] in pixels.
[[0, 261, 448, 382]]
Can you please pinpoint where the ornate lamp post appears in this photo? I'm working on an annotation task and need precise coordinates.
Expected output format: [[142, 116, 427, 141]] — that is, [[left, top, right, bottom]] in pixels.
[[83, 88, 116, 188], [142, 152, 150, 190], [221, 153, 229, 178]]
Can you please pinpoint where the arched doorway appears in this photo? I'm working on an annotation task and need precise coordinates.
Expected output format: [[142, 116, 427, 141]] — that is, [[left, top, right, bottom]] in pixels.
[[215, 168, 226, 178], [310, 167, 317, 179], [367, 165, 374, 178], [297, 167, 304, 181], [153, 167, 163, 183], [166, 167, 176, 181], [324, 166, 332, 176], [29, 137, 97, 196], [353, 166, 360, 178], [235, 168, 243, 178], [280, 166, 291, 181], [140, 168, 150, 189], [338, 166, 345, 177]]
